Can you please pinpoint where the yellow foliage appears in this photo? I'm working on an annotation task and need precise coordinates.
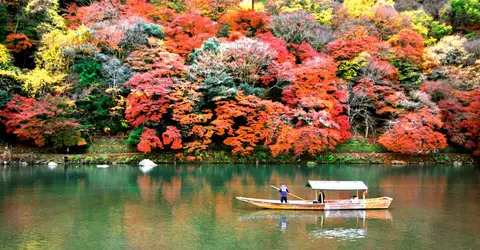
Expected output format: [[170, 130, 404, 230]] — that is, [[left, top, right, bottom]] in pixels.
[[374, 0, 395, 7], [402, 10, 431, 37], [274, 0, 334, 25], [26, 0, 66, 37], [344, 0, 375, 18], [0, 45, 12, 67], [239, 0, 264, 11], [426, 35, 472, 66], [314, 8, 333, 25], [35, 26, 92, 75], [22, 68, 66, 97], [0, 46, 23, 85], [0, 69, 23, 86]]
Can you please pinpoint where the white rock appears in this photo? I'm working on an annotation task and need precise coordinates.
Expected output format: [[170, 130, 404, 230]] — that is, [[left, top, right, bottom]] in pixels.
[[48, 162, 58, 167], [453, 161, 462, 167], [138, 159, 157, 167], [97, 164, 109, 168], [139, 164, 156, 174]]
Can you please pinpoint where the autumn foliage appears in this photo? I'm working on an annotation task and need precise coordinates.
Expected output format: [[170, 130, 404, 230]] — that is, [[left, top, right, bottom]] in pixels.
[[0, 0, 479, 160], [0, 95, 84, 148], [164, 14, 218, 57], [137, 127, 163, 154], [5, 33, 33, 53], [378, 108, 447, 154]]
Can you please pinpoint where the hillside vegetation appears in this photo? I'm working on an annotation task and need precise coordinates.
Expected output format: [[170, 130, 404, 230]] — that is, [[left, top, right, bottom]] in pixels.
[[0, 0, 479, 160]]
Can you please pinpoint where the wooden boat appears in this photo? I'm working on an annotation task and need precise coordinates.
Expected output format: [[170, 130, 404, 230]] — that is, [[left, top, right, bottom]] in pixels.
[[236, 180, 393, 210]]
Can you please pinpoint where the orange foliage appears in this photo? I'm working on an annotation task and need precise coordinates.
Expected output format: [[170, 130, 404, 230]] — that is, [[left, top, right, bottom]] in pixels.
[[370, 6, 411, 40], [213, 93, 287, 155], [64, 0, 165, 28], [137, 127, 163, 154], [438, 88, 480, 155], [256, 32, 295, 64], [0, 95, 82, 148], [389, 29, 424, 65], [5, 33, 33, 53], [219, 10, 270, 39], [378, 108, 447, 154], [164, 14, 218, 57], [162, 126, 182, 150], [327, 36, 390, 61], [288, 42, 322, 63], [282, 56, 344, 111], [125, 79, 174, 127], [213, 89, 351, 156]]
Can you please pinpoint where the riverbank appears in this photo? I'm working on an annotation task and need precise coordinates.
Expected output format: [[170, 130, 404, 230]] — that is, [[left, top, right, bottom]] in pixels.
[[0, 150, 475, 166], [1, 136, 476, 166]]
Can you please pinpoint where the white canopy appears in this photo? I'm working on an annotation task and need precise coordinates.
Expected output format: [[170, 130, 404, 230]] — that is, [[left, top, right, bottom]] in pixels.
[[305, 180, 368, 190]]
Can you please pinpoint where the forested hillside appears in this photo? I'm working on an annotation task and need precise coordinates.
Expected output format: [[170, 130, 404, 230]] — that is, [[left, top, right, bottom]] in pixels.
[[0, 0, 479, 158]]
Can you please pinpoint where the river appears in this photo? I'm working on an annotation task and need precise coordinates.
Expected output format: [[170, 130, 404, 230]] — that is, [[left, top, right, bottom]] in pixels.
[[1, 164, 479, 249]]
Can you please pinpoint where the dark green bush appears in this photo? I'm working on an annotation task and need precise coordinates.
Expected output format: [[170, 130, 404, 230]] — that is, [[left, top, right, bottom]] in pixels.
[[430, 21, 452, 38], [142, 22, 164, 39], [392, 60, 423, 91], [127, 127, 144, 146], [442, 0, 480, 28], [73, 59, 102, 87]]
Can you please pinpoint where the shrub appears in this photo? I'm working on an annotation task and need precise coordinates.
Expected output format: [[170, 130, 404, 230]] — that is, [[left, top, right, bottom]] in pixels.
[[127, 127, 144, 146], [403, 10, 452, 45], [430, 21, 452, 38], [0, 95, 84, 148], [392, 60, 423, 91], [141, 22, 164, 39], [270, 10, 333, 50], [441, 0, 480, 28], [73, 59, 102, 88], [427, 35, 473, 66]]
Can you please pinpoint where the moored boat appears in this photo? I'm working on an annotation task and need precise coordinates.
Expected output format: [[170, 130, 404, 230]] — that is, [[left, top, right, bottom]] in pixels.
[[236, 180, 393, 210]]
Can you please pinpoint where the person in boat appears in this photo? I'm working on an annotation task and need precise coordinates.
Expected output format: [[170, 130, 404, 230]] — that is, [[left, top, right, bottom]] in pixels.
[[278, 183, 289, 203], [318, 190, 325, 204], [350, 195, 359, 202]]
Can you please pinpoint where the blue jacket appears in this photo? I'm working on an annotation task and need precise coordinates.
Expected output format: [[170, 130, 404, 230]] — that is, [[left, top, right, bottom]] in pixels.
[[278, 186, 289, 198]]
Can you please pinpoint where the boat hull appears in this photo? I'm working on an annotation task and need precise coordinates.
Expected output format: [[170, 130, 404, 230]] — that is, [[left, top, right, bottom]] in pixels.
[[236, 197, 393, 210]]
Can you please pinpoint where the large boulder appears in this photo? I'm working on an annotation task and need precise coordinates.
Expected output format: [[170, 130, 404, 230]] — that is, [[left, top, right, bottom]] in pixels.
[[139, 159, 157, 167]]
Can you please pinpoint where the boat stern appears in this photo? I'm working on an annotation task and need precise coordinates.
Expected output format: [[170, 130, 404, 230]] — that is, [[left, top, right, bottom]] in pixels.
[[365, 197, 393, 209]]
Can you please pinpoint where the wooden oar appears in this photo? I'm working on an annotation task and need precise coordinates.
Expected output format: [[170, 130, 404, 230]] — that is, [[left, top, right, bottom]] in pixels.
[[271, 185, 305, 200]]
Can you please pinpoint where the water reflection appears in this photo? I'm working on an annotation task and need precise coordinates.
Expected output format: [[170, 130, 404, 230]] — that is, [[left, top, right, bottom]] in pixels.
[[279, 215, 287, 232], [139, 165, 156, 174], [310, 210, 392, 241], [311, 228, 367, 240], [239, 210, 392, 241], [0, 164, 479, 249]]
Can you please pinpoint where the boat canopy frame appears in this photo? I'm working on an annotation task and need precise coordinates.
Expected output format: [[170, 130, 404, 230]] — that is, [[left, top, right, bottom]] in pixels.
[[305, 180, 368, 191]]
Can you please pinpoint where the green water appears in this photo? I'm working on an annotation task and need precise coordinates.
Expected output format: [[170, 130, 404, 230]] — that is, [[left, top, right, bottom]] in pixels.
[[1, 164, 479, 249]]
